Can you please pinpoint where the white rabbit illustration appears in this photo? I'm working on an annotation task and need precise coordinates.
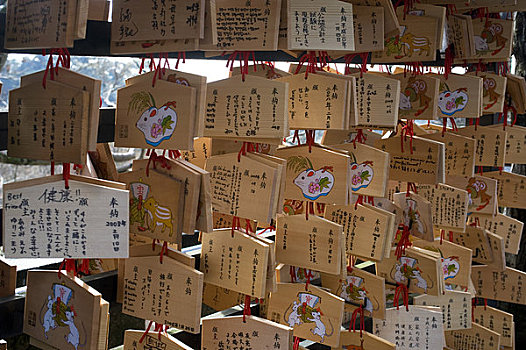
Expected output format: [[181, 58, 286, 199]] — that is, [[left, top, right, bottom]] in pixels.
[[64, 310, 80, 350], [293, 168, 335, 201], [474, 36, 489, 53], [287, 301, 302, 327], [394, 265, 406, 284], [413, 270, 428, 292], [399, 93, 412, 110], [42, 296, 56, 338], [308, 311, 327, 343]]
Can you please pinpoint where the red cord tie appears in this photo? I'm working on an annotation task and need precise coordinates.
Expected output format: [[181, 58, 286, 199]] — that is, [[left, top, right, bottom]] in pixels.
[[63, 163, 71, 189], [343, 53, 369, 77], [58, 258, 77, 279], [243, 295, 252, 322], [79, 259, 90, 275], [498, 103, 517, 130], [175, 51, 186, 69], [400, 120, 415, 154], [231, 215, 241, 237], [305, 130, 316, 153], [293, 336, 300, 350], [352, 129, 367, 148], [395, 225, 412, 260], [42, 48, 71, 88], [305, 201, 314, 221], [354, 194, 364, 210], [225, 51, 257, 82], [304, 269, 314, 291], [350, 305, 365, 338], [394, 283, 410, 312], [146, 150, 172, 177], [295, 51, 329, 78]]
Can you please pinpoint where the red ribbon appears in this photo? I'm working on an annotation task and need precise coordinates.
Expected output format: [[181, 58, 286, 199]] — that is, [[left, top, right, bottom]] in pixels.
[[406, 182, 417, 197], [305, 201, 314, 221], [63, 163, 71, 189], [58, 258, 77, 279], [146, 150, 172, 177], [394, 283, 410, 312], [224, 51, 257, 82], [498, 103, 517, 130], [344, 53, 369, 77], [295, 51, 329, 78], [305, 130, 316, 153], [400, 120, 415, 154], [231, 215, 242, 237], [352, 129, 367, 149], [304, 269, 314, 291], [79, 259, 90, 275], [243, 295, 252, 322], [293, 336, 300, 350], [395, 225, 412, 260], [290, 266, 297, 283], [176, 52, 186, 69], [42, 48, 71, 88], [350, 305, 365, 338]]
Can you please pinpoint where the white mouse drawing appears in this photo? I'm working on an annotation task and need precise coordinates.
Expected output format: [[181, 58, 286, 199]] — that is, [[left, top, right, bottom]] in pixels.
[[287, 301, 302, 327], [42, 296, 56, 338], [308, 311, 327, 343], [135, 104, 177, 147], [64, 310, 80, 350], [413, 270, 428, 291], [293, 168, 335, 201]]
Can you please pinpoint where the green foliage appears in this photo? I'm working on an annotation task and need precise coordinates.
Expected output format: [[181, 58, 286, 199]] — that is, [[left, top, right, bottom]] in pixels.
[[161, 115, 174, 133], [318, 177, 331, 190]]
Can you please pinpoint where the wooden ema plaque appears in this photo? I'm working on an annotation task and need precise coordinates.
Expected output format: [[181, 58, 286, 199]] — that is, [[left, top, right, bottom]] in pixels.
[[450, 226, 494, 264], [277, 73, 349, 130], [115, 78, 196, 150], [287, 0, 355, 51], [473, 306, 514, 348], [202, 315, 293, 350], [276, 145, 350, 205], [118, 168, 184, 246], [123, 255, 203, 333], [24, 270, 107, 350], [204, 75, 289, 142], [393, 73, 440, 120], [376, 247, 442, 296], [466, 72, 507, 114], [488, 124, 526, 164], [470, 213, 524, 255], [126, 69, 207, 138], [3, 174, 129, 259], [200, 229, 269, 298], [336, 330, 396, 350], [484, 171, 526, 210], [468, 18, 514, 63], [376, 135, 445, 185], [420, 131, 476, 178], [205, 152, 279, 224], [8, 80, 89, 164], [0, 258, 16, 298], [417, 183, 469, 232], [322, 129, 383, 147], [330, 142, 390, 198], [275, 214, 343, 275], [321, 267, 386, 319], [112, 0, 204, 42], [20, 67, 102, 152], [199, 0, 281, 51], [339, 5, 384, 54], [324, 203, 394, 261], [202, 283, 245, 311], [123, 330, 192, 350], [343, 0, 400, 38], [412, 239, 472, 288], [446, 174, 498, 215], [372, 14, 439, 63], [447, 14, 476, 59], [393, 192, 434, 241], [414, 290, 472, 330], [428, 73, 483, 119], [445, 323, 500, 350], [401, 3, 446, 45], [132, 159, 201, 235], [4, 0, 77, 49], [268, 282, 345, 347], [472, 265, 526, 305], [351, 72, 401, 129], [456, 126, 507, 167], [373, 306, 444, 350], [506, 73, 526, 114]]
